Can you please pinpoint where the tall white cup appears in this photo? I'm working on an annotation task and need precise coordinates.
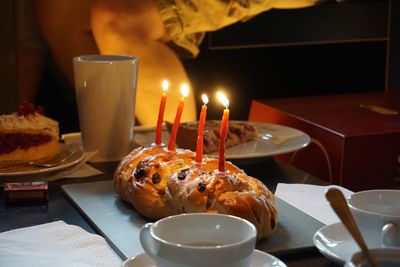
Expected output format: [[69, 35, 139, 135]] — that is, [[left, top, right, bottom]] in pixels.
[[73, 55, 138, 162]]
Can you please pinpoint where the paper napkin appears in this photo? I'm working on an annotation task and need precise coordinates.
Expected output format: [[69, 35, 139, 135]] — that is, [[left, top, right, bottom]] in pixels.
[[60, 133, 103, 179], [0, 221, 122, 267], [275, 183, 354, 225], [42, 151, 103, 182], [65, 151, 103, 178]]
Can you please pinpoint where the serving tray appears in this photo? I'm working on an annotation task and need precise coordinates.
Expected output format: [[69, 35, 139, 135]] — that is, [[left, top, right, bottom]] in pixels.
[[62, 180, 324, 260]]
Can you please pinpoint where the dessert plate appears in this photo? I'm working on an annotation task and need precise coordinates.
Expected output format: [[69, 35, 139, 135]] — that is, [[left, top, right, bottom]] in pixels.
[[134, 121, 310, 159], [313, 222, 359, 264], [122, 249, 287, 267], [0, 143, 85, 177]]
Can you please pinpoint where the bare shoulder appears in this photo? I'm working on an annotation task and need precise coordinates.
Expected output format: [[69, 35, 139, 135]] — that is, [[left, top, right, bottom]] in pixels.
[[34, 0, 95, 29], [91, 0, 166, 39]]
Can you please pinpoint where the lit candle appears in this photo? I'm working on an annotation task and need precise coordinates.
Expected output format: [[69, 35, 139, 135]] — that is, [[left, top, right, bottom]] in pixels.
[[155, 80, 169, 145], [217, 92, 229, 173], [167, 84, 189, 151], [195, 94, 209, 163]]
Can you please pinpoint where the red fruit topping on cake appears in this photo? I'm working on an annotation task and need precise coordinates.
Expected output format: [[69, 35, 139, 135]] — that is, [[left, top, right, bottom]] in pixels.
[[17, 101, 45, 116], [0, 103, 60, 162]]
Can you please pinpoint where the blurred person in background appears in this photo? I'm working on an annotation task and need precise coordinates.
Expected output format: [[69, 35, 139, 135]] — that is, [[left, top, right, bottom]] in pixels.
[[19, 0, 318, 127]]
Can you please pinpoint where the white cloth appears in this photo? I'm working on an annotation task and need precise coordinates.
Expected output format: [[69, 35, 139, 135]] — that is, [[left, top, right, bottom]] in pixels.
[[0, 221, 122, 267], [275, 183, 353, 225]]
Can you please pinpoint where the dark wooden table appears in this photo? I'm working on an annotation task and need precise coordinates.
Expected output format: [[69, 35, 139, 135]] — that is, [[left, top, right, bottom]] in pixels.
[[0, 158, 339, 267]]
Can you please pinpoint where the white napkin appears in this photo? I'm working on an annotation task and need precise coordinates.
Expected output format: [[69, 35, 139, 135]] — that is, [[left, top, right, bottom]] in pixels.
[[65, 151, 103, 178], [42, 151, 103, 182], [61, 133, 103, 179], [275, 183, 353, 225], [0, 221, 122, 267]]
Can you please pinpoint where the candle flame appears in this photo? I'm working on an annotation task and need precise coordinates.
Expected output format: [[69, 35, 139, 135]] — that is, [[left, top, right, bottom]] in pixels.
[[180, 83, 189, 98], [216, 91, 229, 108], [201, 94, 209, 105], [162, 80, 169, 92]]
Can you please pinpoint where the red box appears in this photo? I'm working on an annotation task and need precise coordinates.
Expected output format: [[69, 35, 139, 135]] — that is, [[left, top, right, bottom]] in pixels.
[[248, 91, 400, 191], [4, 182, 48, 204]]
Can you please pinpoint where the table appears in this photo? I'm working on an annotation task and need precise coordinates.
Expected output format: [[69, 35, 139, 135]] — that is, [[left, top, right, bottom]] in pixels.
[[0, 158, 339, 267]]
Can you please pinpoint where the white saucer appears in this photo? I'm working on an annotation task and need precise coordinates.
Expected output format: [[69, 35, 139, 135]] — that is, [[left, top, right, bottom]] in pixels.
[[122, 249, 287, 267], [313, 222, 360, 264], [134, 121, 310, 160]]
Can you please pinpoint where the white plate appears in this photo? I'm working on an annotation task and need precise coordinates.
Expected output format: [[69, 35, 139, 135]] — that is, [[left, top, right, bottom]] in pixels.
[[134, 121, 310, 160], [0, 143, 85, 177], [122, 249, 287, 267], [313, 222, 359, 264]]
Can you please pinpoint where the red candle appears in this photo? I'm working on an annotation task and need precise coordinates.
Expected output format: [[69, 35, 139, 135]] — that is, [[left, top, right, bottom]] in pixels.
[[167, 84, 189, 151], [217, 92, 229, 172], [195, 94, 209, 163], [155, 80, 169, 145]]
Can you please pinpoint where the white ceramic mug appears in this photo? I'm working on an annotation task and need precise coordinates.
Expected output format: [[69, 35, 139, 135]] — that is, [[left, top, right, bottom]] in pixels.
[[348, 190, 400, 248], [344, 248, 400, 267], [139, 213, 257, 267], [73, 55, 138, 162]]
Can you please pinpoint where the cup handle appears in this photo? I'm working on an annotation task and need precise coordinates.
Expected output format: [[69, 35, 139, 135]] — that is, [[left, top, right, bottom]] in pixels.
[[140, 223, 158, 258], [382, 223, 399, 247]]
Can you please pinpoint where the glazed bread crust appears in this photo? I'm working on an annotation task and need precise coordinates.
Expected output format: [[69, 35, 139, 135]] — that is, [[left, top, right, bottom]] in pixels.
[[114, 146, 278, 240]]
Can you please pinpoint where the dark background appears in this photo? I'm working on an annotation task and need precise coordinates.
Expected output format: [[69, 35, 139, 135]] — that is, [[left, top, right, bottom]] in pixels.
[[183, 0, 398, 121]]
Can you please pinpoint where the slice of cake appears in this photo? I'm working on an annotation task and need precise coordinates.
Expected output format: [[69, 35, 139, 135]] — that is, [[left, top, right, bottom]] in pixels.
[[0, 102, 60, 162], [166, 120, 258, 154]]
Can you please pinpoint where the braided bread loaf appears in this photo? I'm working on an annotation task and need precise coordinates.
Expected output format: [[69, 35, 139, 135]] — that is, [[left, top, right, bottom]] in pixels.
[[114, 146, 278, 240]]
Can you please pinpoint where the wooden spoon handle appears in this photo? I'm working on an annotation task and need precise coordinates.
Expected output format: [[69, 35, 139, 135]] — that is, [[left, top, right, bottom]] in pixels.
[[326, 188, 377, 267]]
